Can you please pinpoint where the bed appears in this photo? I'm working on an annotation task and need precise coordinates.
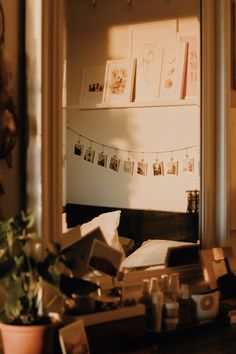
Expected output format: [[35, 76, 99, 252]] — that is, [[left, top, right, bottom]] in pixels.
[[64, 203, 199, 269]]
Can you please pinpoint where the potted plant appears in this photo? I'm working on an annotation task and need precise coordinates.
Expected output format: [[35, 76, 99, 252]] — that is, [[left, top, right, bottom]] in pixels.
[[0, 211, 98, 354]]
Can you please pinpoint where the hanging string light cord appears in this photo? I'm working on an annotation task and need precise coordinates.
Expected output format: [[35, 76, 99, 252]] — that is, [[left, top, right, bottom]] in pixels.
[[67, 124, 199, 155]]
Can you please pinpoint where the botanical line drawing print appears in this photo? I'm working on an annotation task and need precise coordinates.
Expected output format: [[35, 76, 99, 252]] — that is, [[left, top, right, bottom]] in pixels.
[[139, 41, 163, 85], [130, 22, 177, 101], [159, 42, 187, 99]]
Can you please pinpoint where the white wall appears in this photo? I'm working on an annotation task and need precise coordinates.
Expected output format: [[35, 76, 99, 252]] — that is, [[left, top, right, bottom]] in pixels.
[[65, 0, 200, 212]]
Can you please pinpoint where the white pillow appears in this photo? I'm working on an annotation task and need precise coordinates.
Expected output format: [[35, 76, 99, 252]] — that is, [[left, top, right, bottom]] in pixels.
[[121, 239, 195, 268], [80, 210, 125, 257]]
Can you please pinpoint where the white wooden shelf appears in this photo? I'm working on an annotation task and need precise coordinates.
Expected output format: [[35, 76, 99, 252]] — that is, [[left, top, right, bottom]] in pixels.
[[63, 98, 200, 111]]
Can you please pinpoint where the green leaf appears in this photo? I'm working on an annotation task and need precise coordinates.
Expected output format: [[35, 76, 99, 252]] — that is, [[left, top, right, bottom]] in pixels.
[[0, 221, 11, 242], [4, 277, 24, 322], [37, 261, 60, 288], [10, 211, 35, 234], [4, 276, 40, 324]]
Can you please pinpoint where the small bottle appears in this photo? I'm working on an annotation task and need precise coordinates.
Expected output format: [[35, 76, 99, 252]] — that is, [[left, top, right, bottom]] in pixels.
[[163, 302, 179, 331], [152, 289, 164, 332], [140, 279, 150, 304], [149, 277, 159, 294], [160, 274, 169, 295], [144, 277, 164, 332], [169, 273, 180, 301], [178, 284, 197, 326]]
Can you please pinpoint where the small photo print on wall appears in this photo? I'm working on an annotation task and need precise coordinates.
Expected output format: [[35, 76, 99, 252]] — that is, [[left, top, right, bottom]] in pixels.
[[74, 143, 84, 156], [137, 161, 148, 176], [167, 160, 178, 175], [84, 148, 95, 163], [97, 152, 107, 167], [124, 159, 134, 175], [183, 157, 194, 172], [109, 155, 120, 172], [59, 319, 90, 354], [153, 161, 164, 176]]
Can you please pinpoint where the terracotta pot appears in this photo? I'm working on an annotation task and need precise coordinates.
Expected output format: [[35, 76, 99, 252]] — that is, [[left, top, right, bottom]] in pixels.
[[0, 322, 56, 354]]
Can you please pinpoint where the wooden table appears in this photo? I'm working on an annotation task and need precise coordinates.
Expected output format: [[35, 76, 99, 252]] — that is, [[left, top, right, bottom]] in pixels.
[[86, 316, 236, 354]]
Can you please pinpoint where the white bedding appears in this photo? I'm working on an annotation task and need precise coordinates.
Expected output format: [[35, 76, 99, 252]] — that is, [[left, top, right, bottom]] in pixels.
[[121, 239, 196, 269]]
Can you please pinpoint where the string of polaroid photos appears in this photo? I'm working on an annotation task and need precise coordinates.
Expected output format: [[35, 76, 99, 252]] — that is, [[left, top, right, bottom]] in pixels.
[[67, 125, 199, 177]]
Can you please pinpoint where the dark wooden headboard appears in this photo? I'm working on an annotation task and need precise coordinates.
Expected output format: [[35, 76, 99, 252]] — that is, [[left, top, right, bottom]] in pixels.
[[65, 203, 199, 249]]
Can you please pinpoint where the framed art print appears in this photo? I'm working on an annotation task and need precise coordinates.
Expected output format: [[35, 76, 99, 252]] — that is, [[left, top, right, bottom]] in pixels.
[[159, 42, 187, 99], [79, 66, 105, 106], [59, 320, 90, 354], [102, 58, 136, 104], [130, 21, 177, 102]]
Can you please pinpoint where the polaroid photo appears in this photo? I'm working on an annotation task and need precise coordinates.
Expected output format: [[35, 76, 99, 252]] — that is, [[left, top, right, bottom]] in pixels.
[[84, 148, 95, 163], [109, 155, 120, 172], [123, 159, 134, 175], [183, 157, 194, 172], [167, 160, 178, 175], [137, 161, 148, 176], [74, 143, 84, 157], [59, 319, 90, 354], [153, 161, 164, 176], [88, 238, 123, 277], [97, 152, 107, 167]]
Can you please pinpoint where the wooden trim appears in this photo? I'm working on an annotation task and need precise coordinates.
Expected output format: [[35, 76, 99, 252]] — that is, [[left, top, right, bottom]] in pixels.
[[30, 1, 231, 251], [201, 0, 217, 247], [215, 0, 231, 246], [201, 0, 231, 247], [41, 0, 64, 243]]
